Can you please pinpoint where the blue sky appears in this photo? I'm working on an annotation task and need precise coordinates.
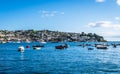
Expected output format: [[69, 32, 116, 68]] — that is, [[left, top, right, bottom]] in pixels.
[[0, 0, 120, 41]]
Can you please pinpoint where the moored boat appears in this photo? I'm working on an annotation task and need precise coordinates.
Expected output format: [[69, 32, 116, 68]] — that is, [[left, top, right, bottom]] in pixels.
[[33, 44, 44, 47], [112, 44, 117, 48], [33, 47, 41, 50], [41, 41, 46, 44], [18, 46, 24, 52], [32, 45, 43, 50], [55, 44, 69, 49], [96, 45, 108, 49], [77, 44, 86, 47], [0, 41, 6, 44], [88, 48, 94, 50], [55, 45, 64, 49]]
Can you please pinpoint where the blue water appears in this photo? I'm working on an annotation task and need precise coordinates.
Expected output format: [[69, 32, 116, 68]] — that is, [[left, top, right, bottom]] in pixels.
[[1, 42, 120, 74]]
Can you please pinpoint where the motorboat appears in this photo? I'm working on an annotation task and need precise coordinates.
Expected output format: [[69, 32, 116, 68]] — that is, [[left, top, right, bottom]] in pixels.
[[55, 44, 69, 49], [41, 41, 46, 44], [96, 44, 108, 49], [33, 47, 41, 50], [33, 44, 44, 47], [33, 45, 42, 50], [18, 46, 24, 52]]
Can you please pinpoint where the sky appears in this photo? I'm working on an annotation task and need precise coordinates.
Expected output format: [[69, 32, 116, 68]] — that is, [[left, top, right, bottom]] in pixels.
[[0, 0, 120, 41]]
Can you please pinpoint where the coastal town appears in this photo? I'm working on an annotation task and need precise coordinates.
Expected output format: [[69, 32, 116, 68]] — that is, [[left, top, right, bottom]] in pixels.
[[0, 29, 106, 43]]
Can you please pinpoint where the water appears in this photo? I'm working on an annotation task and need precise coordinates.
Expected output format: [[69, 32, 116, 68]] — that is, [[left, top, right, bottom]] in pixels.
[[1, 42, 120, 74]]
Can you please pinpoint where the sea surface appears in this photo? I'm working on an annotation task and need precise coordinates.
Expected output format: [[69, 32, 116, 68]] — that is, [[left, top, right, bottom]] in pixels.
[[0, 42, 120, 74]]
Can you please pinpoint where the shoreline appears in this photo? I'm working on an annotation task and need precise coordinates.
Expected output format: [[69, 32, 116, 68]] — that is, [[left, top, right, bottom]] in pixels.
[[0, 29, 106, 43]]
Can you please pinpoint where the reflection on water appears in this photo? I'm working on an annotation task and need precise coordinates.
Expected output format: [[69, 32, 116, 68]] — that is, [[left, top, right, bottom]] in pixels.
[[20, 53, 24, 60]]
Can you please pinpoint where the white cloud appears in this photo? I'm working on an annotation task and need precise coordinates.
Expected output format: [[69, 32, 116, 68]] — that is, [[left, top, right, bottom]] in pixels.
[[88, 21, 120, 30], [60, 12, 65, 15], [100, 31, 120, 37], [115, 17, 120, 20], [99, 30, 120, 40], [96, 0, 120, 7], [40, 10, 64, 18], [117, 0, 120, 6], [88, 20, 120, 41], [98, 31, 120, 41], [42, 10, 49, 13], [96, 0, 105, 3]]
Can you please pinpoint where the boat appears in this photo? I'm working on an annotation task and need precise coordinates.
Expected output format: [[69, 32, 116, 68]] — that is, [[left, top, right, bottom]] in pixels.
[[77, 43, 86, 47], [41, 41, 46, 44], [32, 45, 43, 50], [33, 47, 41, 50], [96, 45, 108, 49], [33, 44, 44, 47], [88, 48, 94, 50], [18, 46, 24, 52], [55, 45, 64, 49], [0, 41, 6, 44], [55, 44, 69, 49], [112, 44, 117, 48]]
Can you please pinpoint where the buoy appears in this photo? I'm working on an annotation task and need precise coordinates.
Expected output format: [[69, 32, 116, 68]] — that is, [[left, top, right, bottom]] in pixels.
[[26, 45, 30, 48]]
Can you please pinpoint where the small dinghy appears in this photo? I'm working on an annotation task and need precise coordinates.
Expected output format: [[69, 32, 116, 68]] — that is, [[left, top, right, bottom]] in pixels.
[[18, 46, 24, 52], [33, 45, 42, 50], [33, 47, 41, 50], [88, 48, 94, 50]]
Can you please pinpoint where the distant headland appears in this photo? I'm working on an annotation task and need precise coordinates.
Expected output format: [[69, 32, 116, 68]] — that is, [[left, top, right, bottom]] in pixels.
[[0, 29, 107, 43]]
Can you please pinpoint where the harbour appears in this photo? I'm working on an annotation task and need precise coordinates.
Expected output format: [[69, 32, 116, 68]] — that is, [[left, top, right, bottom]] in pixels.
[[1, 0, 120, 73], [0, 42, 120, 73]]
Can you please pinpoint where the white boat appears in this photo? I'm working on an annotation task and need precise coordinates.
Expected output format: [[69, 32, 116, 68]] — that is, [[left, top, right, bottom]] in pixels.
[[41, 41, 46, 44], [33, 45, 41, 50], [0, 41, 6, 44], [18, 46, 24, 52], [96, 45, 108, 49], [33, 47, 41, 50]]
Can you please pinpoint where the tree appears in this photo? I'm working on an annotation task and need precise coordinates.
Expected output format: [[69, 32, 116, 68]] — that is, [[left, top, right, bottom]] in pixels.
[[80, 32, 86, 36]]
